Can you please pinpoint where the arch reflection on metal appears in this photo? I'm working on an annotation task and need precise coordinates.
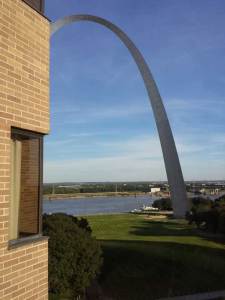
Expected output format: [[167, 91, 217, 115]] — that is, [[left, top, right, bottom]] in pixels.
[[51, 14, 189, 217]]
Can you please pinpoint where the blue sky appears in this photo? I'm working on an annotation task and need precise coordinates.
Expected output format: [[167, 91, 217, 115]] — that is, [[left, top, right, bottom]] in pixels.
[[44, 0, 225, 182]]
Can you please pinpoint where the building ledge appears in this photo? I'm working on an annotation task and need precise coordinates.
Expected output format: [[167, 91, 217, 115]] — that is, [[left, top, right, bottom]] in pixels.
[[8, 234, 48, 250]]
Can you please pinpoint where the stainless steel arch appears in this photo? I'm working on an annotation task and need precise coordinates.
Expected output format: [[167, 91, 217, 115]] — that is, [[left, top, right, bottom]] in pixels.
[[51, 14, 189, 217]]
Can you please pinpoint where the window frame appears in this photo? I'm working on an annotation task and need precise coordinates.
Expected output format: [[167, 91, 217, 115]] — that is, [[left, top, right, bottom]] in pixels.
[[9, 127, 45, 249]]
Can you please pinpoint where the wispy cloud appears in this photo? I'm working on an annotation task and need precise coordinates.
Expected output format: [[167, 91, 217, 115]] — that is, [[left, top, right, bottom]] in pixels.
[[167, 98, 225, 115], [70, 131, 118, 138], [44, 155, 166, 183], [44, 133, 225, 182], [52, 103, 150, 125], [44, 150, 225, 183]]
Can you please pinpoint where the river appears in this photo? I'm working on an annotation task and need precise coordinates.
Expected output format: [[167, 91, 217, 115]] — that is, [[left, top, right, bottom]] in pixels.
[[43, 195, 155, 216]]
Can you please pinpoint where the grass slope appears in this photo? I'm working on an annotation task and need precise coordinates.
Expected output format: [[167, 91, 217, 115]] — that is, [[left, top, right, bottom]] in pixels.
[[87, 214, 225, 300]]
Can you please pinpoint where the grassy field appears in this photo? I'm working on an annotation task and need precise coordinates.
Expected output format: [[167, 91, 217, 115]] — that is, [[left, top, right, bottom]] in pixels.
[[86, 214, 225, 300]]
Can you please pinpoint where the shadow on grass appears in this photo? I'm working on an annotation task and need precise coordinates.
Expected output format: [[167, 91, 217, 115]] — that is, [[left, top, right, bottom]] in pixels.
[[129, 218, 225, 249], [197, 230, 225, 246], [98, 239, 225, 300], [130, 219, 196, 237]]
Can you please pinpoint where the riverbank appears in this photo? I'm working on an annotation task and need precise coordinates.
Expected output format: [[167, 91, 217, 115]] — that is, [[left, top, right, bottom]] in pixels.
[[43, 191, 149, 200]]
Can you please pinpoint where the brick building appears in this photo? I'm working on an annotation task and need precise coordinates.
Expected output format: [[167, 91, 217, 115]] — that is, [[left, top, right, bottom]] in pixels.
[[0, 0, 49, 299]]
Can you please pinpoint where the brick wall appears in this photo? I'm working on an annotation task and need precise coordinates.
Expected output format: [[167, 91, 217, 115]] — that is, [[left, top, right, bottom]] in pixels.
[[0, 0, 49, 299]]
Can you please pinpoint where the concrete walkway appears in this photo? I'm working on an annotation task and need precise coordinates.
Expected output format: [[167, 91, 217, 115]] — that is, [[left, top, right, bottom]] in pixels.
[[157, 290, 225, 300]]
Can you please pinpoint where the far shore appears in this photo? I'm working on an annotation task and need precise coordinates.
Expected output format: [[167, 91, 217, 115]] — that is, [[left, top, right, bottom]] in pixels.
[[43, 191, 153, 200]]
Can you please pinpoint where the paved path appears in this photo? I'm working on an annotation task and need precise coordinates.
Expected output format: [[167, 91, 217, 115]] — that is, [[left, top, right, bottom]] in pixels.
[[157, 290, 225, 300]]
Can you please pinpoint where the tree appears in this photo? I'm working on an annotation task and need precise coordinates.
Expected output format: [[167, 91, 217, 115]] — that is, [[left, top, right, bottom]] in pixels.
[[43, 213, 103, 299], [152, 198, 172, 211]]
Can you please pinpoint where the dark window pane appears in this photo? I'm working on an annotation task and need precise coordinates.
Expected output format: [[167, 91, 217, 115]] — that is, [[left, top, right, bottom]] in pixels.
[[23, 0, 45, 14], [19, 137, 40, 237]]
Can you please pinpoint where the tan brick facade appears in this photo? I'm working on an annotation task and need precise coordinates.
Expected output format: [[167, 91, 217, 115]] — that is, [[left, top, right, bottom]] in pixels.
[[0, 0, 49, 299]]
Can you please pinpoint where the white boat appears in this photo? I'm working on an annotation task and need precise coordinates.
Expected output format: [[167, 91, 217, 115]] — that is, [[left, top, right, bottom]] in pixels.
[[130, 208, 142, 213], [142, 205, 159, 211]]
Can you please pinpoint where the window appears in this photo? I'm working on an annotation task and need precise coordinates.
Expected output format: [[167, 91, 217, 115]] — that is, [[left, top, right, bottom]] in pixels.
[[22, 0, 45, 14], [9, 128, 43, 241]]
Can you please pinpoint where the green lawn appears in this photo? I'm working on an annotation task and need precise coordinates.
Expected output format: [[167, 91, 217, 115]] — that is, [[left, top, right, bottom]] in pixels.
[[86, 214, 225, 300]]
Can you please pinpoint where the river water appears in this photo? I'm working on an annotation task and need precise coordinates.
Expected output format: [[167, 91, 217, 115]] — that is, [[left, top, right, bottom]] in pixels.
[[43, 195, 155, 216]]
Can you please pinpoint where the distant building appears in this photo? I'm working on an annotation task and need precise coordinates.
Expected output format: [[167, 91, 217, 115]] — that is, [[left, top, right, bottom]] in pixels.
[[150, 187, 161, 194], [200, 188, 220, 195]]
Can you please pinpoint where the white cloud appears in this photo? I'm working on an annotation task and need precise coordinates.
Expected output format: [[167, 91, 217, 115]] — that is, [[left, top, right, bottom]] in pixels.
[[60, 103, 149, 124], [44, 134, 225, 182], [44, 155, 166, 182], [166, 98, 225, 116]]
